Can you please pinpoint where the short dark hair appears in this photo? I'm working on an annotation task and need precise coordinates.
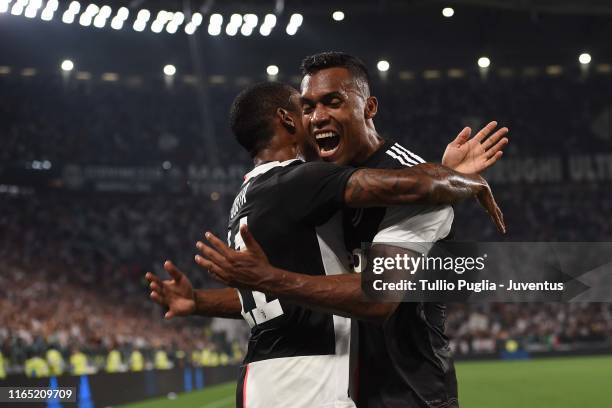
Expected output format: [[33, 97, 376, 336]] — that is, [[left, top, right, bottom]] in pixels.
[[229, 82, 298, 157], [300, 51, 372, 96]]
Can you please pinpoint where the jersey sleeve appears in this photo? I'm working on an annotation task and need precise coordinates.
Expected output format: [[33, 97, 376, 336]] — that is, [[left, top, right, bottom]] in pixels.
[[372, 205, 455, 254], [278, 161, 358, 225]]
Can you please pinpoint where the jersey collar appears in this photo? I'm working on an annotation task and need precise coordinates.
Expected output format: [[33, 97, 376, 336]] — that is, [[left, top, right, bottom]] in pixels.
[[244, 158, 303, 181]]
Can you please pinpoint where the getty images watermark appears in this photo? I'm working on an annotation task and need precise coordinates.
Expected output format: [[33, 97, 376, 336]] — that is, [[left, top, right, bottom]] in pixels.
[[355, 242, 612, 302]]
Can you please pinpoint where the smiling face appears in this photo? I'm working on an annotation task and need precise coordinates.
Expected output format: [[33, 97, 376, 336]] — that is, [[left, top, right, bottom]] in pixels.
[[300, 67, 376, 165]]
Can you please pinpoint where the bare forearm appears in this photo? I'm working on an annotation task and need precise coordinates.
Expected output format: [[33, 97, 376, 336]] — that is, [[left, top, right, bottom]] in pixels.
[[345, 163, 485, 207], [193, 288, 243, 319], [257, 267, 396, 322]]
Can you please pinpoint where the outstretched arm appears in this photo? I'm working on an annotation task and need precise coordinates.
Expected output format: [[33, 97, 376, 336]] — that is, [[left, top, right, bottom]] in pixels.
[[146, 261, 242, 319], [345, 165, 505, 233], [195, 226, 396, 322]]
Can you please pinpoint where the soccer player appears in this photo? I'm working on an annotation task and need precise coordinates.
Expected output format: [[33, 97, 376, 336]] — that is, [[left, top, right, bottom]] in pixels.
[[194, 53, 509, 408]]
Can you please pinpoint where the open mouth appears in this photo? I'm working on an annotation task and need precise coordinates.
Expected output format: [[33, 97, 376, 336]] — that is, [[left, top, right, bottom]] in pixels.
[[315, 131, 340, 158]]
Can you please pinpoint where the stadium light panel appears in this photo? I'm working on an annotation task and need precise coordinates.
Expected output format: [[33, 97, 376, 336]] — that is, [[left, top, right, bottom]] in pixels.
[[68, 1, 80, 13], [208, 24, 221, 36], [62, 11, 75, 24], [99, 5, 111, 18], [260, 26, 272, 36], [377, 60, 390, 72], [266, 65, 279, 76], [332, 11, 344, 21], [210, 13, 223, 26], [24, 0, 43, 18], [133, 20, 146, 31], [442, 7, 454, 18], [151, 20, 164, 33], [192, 12, 203, 26], [10, 2, 25, 16], [184, 22, 196, 34], [579, 53, 591, 65], [289, 13, 303, 26], [241, 25, 253, 36], [83, 4, 99, 17], [0, 1, 10, 14], [478, 56, 491, 68], [163, 64, 176, 76], [110, 16, 124, 30], [61, 59, 74, 72], [171, 11, 184, 25], [136, 9, 150, 22], [116, 6, 128, 20], [93, 14, 108, 28], [166, 22, 178, 34], [79, 14, 92, 26], [243, 14, 258, 27]]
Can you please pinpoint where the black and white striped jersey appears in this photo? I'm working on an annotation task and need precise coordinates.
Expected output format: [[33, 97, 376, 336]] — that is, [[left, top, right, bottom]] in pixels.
[[228, 159, 358, 408], [344, 140, 458, 408]]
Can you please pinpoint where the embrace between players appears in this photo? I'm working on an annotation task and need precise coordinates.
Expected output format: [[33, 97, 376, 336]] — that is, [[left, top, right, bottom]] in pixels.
[[146, 52, 509, 408]]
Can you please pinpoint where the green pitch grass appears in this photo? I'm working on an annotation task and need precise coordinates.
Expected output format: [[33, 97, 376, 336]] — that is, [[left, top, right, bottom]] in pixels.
[[120, 356, 612, 408]]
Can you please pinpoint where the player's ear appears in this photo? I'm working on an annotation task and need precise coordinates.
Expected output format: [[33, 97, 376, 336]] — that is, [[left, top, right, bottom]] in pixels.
[[277, 108, 296, 133], [364, 96, 378, 119]]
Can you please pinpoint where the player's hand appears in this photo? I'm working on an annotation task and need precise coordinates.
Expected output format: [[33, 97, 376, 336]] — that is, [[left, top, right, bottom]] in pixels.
[[194, 225, 273, 289], [442, 121, 509, 174], [473, 177, 506, 234], [145, 261, 196, 319]]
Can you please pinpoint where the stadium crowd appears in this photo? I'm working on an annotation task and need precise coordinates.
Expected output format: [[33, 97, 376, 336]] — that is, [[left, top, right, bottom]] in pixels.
[[1, 70, 611, 377]]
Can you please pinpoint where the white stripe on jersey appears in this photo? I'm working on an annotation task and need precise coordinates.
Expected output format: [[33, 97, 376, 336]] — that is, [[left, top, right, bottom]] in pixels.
[[385, 149, 413, 167], [393, 143, 426, 164], [390, 145, 420, 166]]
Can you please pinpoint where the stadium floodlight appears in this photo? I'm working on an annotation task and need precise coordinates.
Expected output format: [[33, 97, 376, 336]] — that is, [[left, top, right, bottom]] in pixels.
[[166, 22, 178, 34], [136, 9, 150, 22], [11, 1, 25, 16], [377, 60, 390, 72], [110, 16, 124, 30], [117, 6, 128, 20], [289, 13, 303, 26], [79, 14, 92, 26], [579, 53, 592, 65], [243, 14, 258, 27], [0, 0, 10, 14], [192, 12, 203, 26], [171, 11, 184, 25], [286, 13, 303, 35], [208, 24, 221, 36], [68, 1, 80, 13], [210, 13, 223, 26], [478, 56, 491, 68], [40, 0, 59, 21], [184, 22, 196, 34], [332, 11, 344, 21], [241, 25, 254, 36], [24, 0, 43, 18], [133, 20, 146, 31], [442, 7, 454, 18], [163, 64, 176, 76], [266, 65, 279, 76], [61, 59, 74, 72], [99, 5, 111, 18], [83, 4, 99, 17], [62, 11, 75, 23], [151, 19, 164, 33], [263, 14, 276, 27]]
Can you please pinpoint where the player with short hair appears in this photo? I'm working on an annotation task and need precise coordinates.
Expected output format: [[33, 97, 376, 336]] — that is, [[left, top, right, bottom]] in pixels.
[[194, 52, 509, 408]]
